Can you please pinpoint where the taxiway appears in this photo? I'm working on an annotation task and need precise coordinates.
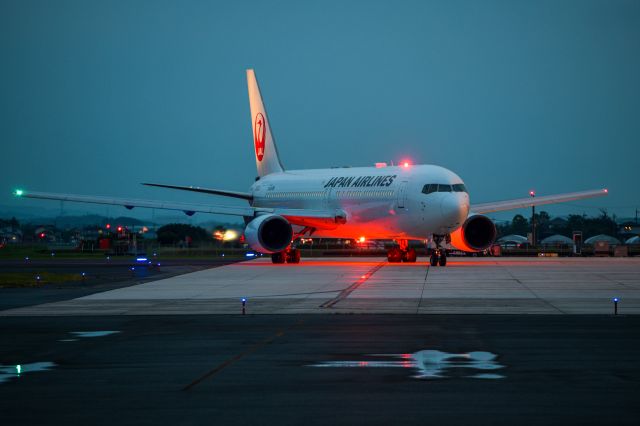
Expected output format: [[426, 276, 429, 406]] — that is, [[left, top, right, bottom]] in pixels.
[[2, 257, 639, 316]]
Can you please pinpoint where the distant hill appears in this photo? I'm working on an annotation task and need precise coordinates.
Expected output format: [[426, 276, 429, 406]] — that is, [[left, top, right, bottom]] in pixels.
[[16, 214, 149, 229], [0, 204, 243, 230]]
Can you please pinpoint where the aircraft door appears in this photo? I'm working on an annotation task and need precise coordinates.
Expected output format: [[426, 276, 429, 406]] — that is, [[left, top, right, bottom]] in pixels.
[[397, 181, 408, 209], [324, 188, 333, 209]]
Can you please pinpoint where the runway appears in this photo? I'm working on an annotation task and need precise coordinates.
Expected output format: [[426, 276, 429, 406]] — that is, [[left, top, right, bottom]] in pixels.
[[2, 257, 639, 316]]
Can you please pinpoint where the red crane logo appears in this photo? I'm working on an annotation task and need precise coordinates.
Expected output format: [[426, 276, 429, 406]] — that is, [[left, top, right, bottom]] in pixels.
[[254, 113, 266, 161]]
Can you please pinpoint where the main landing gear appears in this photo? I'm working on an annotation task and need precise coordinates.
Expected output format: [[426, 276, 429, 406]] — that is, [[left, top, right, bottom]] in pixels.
[[271, 247, 301, 264], [270, 227, 315, 264], [429, 234, 447, 267], [387, 240, 417, 263]]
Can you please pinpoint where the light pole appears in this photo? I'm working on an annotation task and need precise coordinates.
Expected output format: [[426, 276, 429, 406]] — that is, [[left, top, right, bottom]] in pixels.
[[529, 190, 536, 247]]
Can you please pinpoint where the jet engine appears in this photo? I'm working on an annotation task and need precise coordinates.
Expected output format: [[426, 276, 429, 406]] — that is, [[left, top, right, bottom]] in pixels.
[[449, 214, 497, 252], [244, 214, 293, 254]]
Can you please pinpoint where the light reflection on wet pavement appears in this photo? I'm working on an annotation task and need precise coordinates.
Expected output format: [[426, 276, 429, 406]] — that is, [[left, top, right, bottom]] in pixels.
[[1, 331, 120, 384], [310, 350, 506, 379], [71, 331, 120, 338], [0, 362, 56, 384]]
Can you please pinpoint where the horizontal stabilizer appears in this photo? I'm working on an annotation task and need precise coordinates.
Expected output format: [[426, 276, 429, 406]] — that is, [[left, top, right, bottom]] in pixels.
[[143, 183, 253, 201]]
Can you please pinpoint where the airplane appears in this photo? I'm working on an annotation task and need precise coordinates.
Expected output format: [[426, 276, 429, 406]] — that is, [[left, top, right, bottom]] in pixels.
[[14, 69, 608, 266]]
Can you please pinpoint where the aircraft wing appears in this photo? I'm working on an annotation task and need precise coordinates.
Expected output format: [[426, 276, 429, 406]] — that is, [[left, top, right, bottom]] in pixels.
[[14, 190, 342, 227], [470, 188, 608, 214], [16, 190, 255, 217]]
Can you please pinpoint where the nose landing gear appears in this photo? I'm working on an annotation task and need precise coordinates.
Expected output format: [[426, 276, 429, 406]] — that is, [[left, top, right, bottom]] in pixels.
[[429, 250, 447, 267], [428, 234, 448, 267]]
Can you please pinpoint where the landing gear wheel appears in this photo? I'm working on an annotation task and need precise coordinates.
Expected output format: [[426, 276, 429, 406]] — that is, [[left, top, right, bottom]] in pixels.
[[271, 252, 286, 264], [403, 248, 417, 263], [387, 247, 403, 263], [438, 252, 447, 267], [429, 253, 439, 267], [286, 248, 301, 264]]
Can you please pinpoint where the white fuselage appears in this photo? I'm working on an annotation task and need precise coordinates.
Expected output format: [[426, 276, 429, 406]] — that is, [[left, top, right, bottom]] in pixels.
[[250, 164, 470, 240]]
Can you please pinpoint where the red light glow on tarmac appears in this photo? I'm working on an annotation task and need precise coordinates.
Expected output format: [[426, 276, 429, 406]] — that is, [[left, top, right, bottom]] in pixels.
[[237, 260, 383, 267], [236, 258, 580, 268]]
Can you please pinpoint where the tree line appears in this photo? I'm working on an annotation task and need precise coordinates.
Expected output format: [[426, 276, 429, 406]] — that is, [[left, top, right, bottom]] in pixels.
[[496, 211, 620, 240]]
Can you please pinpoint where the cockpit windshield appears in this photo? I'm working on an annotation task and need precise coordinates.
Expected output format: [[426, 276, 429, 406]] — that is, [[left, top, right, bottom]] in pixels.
[[422, 183, 467, 194]]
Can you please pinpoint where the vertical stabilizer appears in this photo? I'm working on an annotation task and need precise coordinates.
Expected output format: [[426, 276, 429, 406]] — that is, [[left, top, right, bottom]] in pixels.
[[247, 69, 285, 177]]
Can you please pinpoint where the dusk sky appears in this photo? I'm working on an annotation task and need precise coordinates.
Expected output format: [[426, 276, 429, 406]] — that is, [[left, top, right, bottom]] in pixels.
[[1, 0, 638, 223]]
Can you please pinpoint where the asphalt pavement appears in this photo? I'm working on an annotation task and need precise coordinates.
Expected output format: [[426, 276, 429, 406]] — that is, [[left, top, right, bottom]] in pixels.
[[1, 314, 638, 425]]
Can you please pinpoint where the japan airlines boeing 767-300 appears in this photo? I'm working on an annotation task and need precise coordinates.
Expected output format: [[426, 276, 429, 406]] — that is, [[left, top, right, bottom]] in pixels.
[[15, 70, 608, 265]]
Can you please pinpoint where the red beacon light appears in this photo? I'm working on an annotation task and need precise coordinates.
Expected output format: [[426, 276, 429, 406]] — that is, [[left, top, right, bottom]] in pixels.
[[117, 226, 123, 232], [402, 161, 410, 168], [529, 190, 536, 197], [106, 223, 111, 230]]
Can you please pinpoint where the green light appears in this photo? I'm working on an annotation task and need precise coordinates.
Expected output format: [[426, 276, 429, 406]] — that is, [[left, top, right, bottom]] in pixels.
[[14, 189, 24, 197], [16, 364, 21, 375]]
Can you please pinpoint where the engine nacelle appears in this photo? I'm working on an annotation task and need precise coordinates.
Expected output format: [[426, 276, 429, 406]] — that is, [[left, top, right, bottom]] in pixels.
[[449, 214, 497, 252], [244, 214, 293, 254]]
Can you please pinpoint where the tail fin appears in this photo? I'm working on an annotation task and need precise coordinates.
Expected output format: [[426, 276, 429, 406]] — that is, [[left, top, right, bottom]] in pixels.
[[247, 69, 285, 177]]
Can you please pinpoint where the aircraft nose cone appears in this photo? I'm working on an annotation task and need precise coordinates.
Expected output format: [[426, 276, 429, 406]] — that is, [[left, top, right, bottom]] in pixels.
[[440, 194, 468, 229]]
